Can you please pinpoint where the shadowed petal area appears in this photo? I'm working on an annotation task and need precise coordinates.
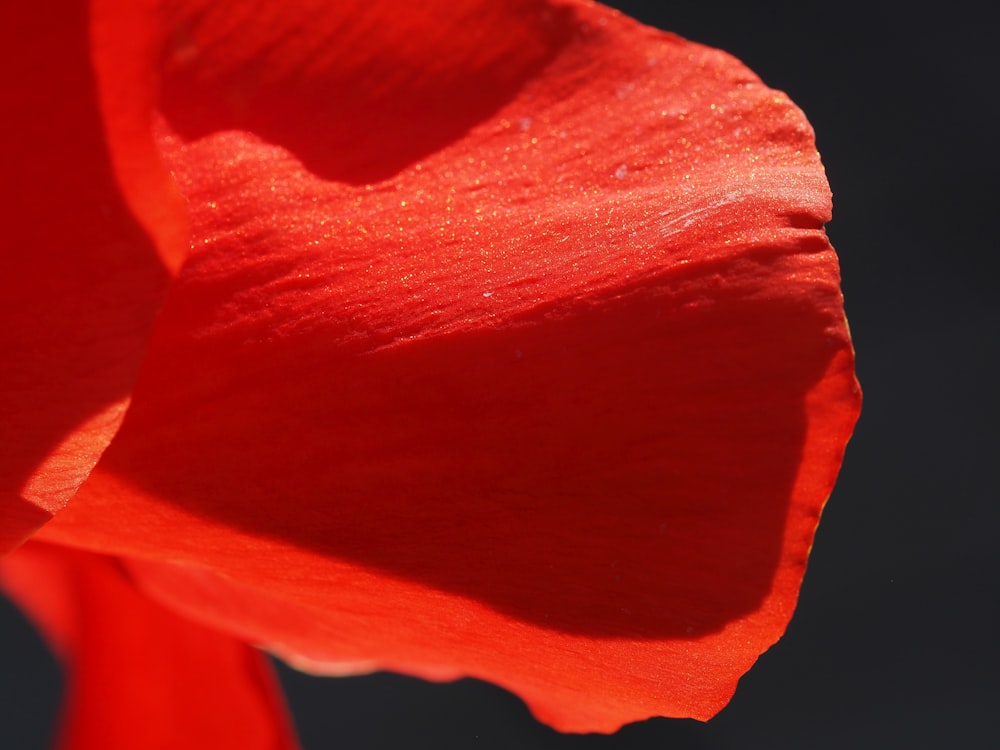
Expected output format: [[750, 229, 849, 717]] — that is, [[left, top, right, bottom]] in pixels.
[[0, 0, 172, 552], [40, 0, 860, 732], [0, 542, 300, 750], [156, 0, 574, 183]]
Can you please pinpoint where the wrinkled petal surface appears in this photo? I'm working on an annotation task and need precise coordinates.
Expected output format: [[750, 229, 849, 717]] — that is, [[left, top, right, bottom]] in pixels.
[[36, 0, 860, 733], [0, 542, 299, 750]]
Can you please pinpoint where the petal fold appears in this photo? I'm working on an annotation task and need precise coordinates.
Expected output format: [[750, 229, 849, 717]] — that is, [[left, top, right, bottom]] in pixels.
[[37, 0, 860, 733], [0, 0, 173, 552]]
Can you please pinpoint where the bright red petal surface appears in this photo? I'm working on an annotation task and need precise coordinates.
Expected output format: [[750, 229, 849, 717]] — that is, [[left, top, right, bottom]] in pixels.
[[0, 1, 185, 552], [0, 542, 299, 750], [37, 0, 860, 733]]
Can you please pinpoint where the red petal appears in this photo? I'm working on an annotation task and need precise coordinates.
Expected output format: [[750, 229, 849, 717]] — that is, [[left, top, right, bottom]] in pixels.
[[0, 542, 299, 750], [0, 1, 185, 552], [155, 0, 577, 183], [40, 0, 860, 732]]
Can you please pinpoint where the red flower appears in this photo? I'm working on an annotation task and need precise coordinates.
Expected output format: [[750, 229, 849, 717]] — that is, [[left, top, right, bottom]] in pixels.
[[1, 0, 860, 746]]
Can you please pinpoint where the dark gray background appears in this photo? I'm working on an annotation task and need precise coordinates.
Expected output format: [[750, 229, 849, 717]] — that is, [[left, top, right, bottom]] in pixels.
[[3, 1, 996, 747]]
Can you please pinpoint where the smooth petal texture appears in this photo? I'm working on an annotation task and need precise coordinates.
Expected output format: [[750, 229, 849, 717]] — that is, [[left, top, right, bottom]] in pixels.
[[39, 0, 860, 733], [0, 0, 182, 552], [0, 542, 299, 750]]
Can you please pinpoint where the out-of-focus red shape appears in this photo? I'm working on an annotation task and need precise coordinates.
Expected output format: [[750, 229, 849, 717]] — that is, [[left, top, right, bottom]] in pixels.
[[0, 0, 183, 553], [0, 542, 299, 750], [15, 0, 860, 735]]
